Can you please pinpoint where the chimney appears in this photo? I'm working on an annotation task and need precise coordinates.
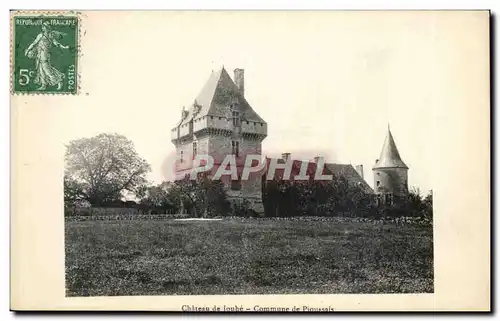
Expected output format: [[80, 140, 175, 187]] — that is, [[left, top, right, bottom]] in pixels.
[[281, 152, 290, 162], [234, 68, 244, 96], [355, 165, 364, 179]]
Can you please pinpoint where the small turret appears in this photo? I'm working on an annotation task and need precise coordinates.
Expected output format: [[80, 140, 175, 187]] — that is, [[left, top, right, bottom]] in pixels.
[[373, 125, 409, 204]]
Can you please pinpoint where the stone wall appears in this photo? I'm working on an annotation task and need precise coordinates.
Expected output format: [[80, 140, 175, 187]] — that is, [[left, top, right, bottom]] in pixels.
[[174, 132, 265, 213], [207, 134, 264, 213], [373, 168, 408, 196]]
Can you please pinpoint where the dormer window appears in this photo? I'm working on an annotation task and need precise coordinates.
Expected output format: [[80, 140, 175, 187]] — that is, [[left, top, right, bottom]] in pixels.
[[192, 100, 202, 116], [181, 107, 188, 120]]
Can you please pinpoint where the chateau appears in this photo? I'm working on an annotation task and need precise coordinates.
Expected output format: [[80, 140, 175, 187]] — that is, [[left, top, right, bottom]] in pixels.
[[170, 67, 267, 212], [171, 67, 409, 212]]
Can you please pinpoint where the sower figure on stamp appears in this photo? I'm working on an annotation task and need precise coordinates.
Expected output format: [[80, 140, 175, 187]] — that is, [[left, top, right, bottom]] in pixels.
[[24, 21, 69, 90]]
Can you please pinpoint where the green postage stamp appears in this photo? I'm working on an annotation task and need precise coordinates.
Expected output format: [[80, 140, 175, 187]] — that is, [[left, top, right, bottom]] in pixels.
[[12, 13, 79, 94]]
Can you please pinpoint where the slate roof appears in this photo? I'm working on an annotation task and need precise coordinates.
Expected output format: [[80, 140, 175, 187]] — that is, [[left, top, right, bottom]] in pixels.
[[373, 127, 408, 169], [177, 67, 265, 126], [264, 158, 374, 193], [324, 164, 374, 193]]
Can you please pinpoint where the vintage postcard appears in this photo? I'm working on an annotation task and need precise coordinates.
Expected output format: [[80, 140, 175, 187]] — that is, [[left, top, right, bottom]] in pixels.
[[10, 10, 490, 311]]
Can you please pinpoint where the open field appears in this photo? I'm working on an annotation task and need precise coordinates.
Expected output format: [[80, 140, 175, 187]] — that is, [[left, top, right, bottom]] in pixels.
[[65, 219, 433, 296]]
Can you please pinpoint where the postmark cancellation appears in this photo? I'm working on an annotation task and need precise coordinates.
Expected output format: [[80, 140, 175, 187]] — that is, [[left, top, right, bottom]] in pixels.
[[11, 12, 79, 95]]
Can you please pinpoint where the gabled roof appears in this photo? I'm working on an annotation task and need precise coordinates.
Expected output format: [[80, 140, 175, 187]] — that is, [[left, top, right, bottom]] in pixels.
[[177, 67, 265, 126], [264, 158, 374, 193], [373, 127, 408, 169], [325, 164, 374, 193]]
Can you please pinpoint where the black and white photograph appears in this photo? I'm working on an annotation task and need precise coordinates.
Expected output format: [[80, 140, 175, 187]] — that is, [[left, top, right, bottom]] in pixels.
[[63, 10, 437, 297], [10, 9, 490, 312]]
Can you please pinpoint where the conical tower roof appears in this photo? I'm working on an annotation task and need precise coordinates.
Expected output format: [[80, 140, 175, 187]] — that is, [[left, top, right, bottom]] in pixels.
[[373, 126, 408, 169]]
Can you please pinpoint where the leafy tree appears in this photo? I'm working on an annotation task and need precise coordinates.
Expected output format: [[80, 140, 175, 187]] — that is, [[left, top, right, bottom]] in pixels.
[[380, 187, 433, 219], [262, 174, 431, 219], [423, 190, 433, 219], [138, 182, 178, 214], [232, 199, 255, 217], [263, 175, 375, 218], [168, 173, 231, 217], [64, 133, 151, 206], [64, 175, 86, 205], [407, 187, 425, 216]]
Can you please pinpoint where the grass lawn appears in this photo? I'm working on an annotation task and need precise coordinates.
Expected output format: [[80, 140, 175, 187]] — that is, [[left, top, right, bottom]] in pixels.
[[65, 219, 433, 296]]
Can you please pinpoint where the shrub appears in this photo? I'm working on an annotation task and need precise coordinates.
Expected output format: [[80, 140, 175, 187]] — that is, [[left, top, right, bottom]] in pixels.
[[232, 199, 253, 217]]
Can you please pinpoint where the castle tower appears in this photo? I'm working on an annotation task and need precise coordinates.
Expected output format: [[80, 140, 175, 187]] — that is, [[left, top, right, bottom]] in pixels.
[[170, 67, 267, 213], [372, 126, 409, 205]]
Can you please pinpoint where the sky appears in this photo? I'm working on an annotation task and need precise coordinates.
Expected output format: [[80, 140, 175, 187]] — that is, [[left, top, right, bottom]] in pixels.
[[28, 10, 487, 195]]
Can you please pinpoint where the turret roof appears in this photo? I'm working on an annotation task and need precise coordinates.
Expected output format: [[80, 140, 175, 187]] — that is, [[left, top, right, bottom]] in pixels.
[[373, 127, 408, 169]]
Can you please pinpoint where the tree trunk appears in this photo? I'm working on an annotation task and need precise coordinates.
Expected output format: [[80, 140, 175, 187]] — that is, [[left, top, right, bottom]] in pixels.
[[203, 192, 208, 218]]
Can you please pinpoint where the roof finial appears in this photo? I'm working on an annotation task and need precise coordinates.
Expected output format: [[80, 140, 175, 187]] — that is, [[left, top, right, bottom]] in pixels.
[[388, 122, 391, 131]]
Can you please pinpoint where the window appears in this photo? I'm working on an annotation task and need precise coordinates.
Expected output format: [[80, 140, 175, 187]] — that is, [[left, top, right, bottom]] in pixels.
[[385, 193, 393, 205], [376, 181, 380, 187], [192, 142, 197, 158], [232, 111, 240, 127], [180, 150, 184, 163], [232, 141, 239, 157]]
